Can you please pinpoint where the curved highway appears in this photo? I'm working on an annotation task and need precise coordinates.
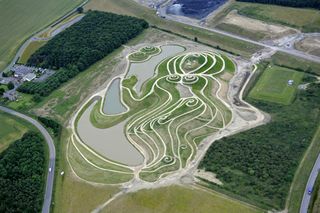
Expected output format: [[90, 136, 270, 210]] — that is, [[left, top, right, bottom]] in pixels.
[[300, 153, 320, 213], [0, 106, 55, 213]]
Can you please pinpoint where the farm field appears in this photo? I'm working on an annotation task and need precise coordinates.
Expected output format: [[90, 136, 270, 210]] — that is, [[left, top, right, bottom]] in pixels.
[[248, 65, 304, 105], [103, 185, 263, 213], [0, 111, 32, 153], [0, 0, 83, 70]]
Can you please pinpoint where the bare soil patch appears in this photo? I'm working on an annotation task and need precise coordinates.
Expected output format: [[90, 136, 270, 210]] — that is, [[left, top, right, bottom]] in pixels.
[[218, 10, 298, 40], [295, 36, 320, 57]]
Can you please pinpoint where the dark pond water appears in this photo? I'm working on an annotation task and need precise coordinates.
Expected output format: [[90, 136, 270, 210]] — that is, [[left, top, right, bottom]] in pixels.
[[166, 0, 227, 19]]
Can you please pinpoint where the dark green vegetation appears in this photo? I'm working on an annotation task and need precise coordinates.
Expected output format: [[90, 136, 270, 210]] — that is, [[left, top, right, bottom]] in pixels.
[[18, 11, 148, 97], [270, 52, 320, 76], [38, 116, 61, 137], [309, 173, 320, 213], [0, 132, 46, 213], [236, 0, 320, 9], [27, 11, 148, 70], [200, 79, 320, 209]]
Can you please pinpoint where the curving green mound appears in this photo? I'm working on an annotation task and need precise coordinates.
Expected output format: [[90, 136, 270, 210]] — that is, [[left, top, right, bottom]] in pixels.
[[128, 46, 160, 62], [72, 49, 235, 183]]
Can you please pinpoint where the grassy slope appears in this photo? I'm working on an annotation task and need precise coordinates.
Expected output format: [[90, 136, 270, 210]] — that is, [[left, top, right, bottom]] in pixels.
[[0, 110, 34, 153], [248, 65, 304, 105], [0, 0, 83, 70], [230, 2, 320, 32], [52, 130, 120, 213], [288, 126, 320, 213], [270, 52, 320, 76], [18, 40, 47, 64], [310, 173, 320, 213], [84, 0, 262, 58], [103, 185, 262, 213]]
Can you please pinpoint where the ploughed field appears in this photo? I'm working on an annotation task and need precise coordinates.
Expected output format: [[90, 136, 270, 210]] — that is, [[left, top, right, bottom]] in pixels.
[[69, 45, 235, 183]]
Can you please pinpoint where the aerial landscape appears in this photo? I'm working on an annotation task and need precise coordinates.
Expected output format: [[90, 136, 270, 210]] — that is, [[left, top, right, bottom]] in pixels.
[[0, 0, 320, 213]]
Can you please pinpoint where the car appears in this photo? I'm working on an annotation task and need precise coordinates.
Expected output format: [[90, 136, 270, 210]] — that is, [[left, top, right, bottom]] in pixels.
[[308, 187, 313, 195], [49, 167, 52, 173]]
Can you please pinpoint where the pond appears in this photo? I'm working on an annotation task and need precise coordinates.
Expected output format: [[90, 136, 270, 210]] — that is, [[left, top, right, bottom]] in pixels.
[[166, 0, 228, 19], [103, 78, 127, 115], [77, 102, 144, 166], [126, 45, 184, 94]]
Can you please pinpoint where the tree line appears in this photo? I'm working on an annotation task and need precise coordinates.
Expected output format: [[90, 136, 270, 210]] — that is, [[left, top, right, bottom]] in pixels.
[[0, 132, 46, 213], [199, 81, 320, 209], [38, 116, 61, 137], [18, 11, 148, 96], [236, 0, 320, 9]]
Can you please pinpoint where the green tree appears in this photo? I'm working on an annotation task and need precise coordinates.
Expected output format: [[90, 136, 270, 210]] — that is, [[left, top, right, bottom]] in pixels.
[[7, 81, 14, 90]]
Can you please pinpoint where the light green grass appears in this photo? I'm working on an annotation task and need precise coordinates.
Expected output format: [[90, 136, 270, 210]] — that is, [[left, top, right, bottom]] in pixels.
[[231, 2, 320, 32], [18, 40, 47, 64], [52, 130, 120, 213], [270, 52, 320, 76], [0, 0, 83, 70], [103, 185, 263, 213], [248, 66, 304, 105], [7, 92, 35, 110], [0, 111, 33, 153]]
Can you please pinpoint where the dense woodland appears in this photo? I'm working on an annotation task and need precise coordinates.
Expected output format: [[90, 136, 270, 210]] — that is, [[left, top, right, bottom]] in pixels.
[[200, 82, 320, 209], [19, 11, 148, 96], [236, 0, 320, 9], [0, 132, 46, 213], [38, 116, 61, 137]]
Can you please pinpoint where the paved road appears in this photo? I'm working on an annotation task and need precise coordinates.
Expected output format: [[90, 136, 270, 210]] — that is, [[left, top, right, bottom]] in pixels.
[[300, 153, 320, 213], [158, 8, 320, 63], [0, 106, 55, 213]]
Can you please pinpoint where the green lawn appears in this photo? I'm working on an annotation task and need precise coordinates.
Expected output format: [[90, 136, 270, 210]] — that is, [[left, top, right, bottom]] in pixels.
[[248, 66, 304, 105], [0, 111, 32, 153], [0, 0, 83, 70], [103, 185, 262, 213]]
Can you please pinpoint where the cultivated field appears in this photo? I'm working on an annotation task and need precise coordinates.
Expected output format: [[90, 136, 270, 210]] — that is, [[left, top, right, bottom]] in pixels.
[[103, 185, 262, 213], [248, 65, 304, 105], [0, 0, 83, 70], [0, 111, 31, 153]]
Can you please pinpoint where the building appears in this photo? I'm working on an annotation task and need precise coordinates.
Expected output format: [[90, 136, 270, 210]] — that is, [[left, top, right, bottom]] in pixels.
[[11, 65, 34, 78], [23, 73, 36, 82]]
